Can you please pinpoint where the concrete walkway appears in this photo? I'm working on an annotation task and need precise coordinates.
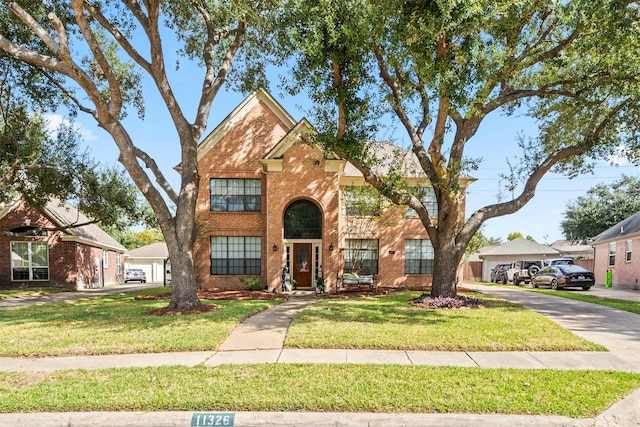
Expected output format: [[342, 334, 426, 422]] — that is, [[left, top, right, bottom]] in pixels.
[[1, 284, 640, 426]]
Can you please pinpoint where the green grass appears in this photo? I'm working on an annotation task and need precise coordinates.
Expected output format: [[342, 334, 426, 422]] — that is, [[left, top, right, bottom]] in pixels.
[[285, 292, 605, 351], [480, 282, 640, 315], [0, 287, 281, 357], [0, 287, 70, 299], [1, 364, 639, 417]]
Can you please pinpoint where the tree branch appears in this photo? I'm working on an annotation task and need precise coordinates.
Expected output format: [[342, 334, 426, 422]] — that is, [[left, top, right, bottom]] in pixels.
[[82, 0, 152, 74], [70, 0, 124, 119], [131, 148, 179, 204]]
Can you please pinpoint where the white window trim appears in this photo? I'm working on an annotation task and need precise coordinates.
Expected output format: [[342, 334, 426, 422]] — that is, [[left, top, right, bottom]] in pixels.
[[626, 240, 632, 263], [10, 241, 49, 281], [608, 242, 616, 267]]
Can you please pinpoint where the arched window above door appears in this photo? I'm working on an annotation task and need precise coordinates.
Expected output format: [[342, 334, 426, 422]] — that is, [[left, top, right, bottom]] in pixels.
[[284, 200, 322, 239]]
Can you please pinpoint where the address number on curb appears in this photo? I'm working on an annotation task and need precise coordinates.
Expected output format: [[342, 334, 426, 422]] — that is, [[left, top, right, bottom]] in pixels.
[[191, 413, 235, 426]]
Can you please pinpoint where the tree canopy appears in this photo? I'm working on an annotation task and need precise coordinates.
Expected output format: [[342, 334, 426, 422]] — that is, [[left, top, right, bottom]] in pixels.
[[274, 0, 640, 296], [561, 175, 640, 242], [0, 0, 275, 308], [1, 64, 143, 232]]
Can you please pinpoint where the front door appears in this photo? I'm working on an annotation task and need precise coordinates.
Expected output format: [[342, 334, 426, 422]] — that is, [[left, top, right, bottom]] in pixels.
[[293, 243, 312, 288]]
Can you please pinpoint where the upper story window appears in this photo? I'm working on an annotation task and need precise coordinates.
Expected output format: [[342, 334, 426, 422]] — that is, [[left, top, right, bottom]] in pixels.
[[626, 240, 632, 263], [406, 187, 437, 218], [343, 186, 381, 217], [210, 179, 261, 212]]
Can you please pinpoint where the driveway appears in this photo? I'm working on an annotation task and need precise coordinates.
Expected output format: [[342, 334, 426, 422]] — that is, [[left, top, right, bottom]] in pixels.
[[0, 282, 162, 309], [469, 283, 640, 367]]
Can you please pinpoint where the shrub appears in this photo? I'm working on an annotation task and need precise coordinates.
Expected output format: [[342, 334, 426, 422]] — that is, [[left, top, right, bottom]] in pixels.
[[240, 277, 263, 291]]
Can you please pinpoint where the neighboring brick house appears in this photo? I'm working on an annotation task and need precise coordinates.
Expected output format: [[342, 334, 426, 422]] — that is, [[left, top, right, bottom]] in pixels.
[[592, 210, 640, 290], [193, 89, 473, 292], [0, 199, 126, 289]]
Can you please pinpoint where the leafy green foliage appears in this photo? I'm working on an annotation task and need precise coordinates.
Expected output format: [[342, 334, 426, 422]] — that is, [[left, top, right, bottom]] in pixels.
[[0, 86, 143, 230], [107, 228, 165, 250], [465, 230, 502, 255], [561, 175, 640, 241], [271, 0, 640, 297], [240, 276, 263, 291]]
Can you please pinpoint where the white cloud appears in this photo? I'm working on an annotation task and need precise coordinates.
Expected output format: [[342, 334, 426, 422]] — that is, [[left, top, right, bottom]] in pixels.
[[43, 113, 97, 142]]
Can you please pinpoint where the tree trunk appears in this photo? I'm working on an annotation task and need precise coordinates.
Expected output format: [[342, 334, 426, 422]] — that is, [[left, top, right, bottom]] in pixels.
[[165, 237, 201, 309], [430, 232, 462, 298]]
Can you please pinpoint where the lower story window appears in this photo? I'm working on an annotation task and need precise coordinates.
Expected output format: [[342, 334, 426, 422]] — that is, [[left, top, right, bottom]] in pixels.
[[344, 239, 379, 275], [405, 239, 434, 274], [210, 236, 261, 275], [11, 241, 49, 281]]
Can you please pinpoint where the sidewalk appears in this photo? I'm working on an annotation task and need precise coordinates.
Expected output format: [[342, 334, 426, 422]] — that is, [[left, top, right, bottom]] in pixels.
[[1, 285, 640, 426]]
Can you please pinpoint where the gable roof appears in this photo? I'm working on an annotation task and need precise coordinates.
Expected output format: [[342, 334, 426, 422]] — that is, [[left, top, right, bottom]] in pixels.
[[479, 238, 559, 257], [1, 199, 125, 252], [45, 200, 126, 251], [593, 210, 640, 244], [126, 241, 168, 259], [197, 89, 297, 161]]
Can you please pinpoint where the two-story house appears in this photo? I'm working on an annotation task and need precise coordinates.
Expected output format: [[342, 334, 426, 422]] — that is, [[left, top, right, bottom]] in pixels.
[[193, 89, 472, 292]]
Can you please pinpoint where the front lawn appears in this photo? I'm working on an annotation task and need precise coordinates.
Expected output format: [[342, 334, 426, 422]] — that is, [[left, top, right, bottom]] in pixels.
[[1, 364, 639, 417], [0, 287, 281, 357], [285, 292, 605, 351]]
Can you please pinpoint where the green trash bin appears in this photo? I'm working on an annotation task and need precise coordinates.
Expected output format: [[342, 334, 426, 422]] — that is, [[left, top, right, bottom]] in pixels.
[[606, 269, 612, 288]]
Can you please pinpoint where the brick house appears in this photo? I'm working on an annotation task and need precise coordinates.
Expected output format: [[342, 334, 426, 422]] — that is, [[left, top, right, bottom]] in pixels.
[[592, 210, 640, 290], [0, 199, 126, 289], [193, 89, 472, 292]]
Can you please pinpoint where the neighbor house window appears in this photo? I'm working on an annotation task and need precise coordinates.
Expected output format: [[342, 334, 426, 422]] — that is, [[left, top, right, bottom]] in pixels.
[[406, 187, 437, 218], [210, 236, 261, 275], [343, 186, 380, 217], [210, 179, 261, 212], [609, 242, 616, 266], [11, 241, 49, 281], [344, 239, 379, 275], [116, 253, 122, 275], [626, 240, 632, 263], [103, 250, 109, 268], [405, 239, 434, 274]]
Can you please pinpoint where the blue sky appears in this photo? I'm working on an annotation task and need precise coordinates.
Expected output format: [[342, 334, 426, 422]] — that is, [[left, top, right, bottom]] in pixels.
[[45, 59, 639, 246]]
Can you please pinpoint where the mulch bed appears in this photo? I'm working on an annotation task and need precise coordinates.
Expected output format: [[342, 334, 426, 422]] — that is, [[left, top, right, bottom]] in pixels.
[[138, 286, 481, 315], [317, 286, 400, 298], [136, 289, 288, 316]]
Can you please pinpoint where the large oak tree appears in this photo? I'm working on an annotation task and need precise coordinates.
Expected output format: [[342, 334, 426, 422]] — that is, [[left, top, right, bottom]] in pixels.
[[276, 0, 640, 297], [0, 1, 271, 308]]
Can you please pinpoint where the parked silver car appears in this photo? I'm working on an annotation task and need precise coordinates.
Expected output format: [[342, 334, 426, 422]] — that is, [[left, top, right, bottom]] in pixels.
[[124, 268, 146, 283]]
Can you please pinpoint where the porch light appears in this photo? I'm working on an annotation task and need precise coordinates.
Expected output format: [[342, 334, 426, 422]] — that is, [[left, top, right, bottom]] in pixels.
[[272, 244, 278, 252]]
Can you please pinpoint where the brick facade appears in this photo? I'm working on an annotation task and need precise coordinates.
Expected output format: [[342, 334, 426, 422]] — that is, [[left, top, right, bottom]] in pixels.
[[0, 201, 124, 289], [594, 236, 640, 290], [194, 90, 469, 292]]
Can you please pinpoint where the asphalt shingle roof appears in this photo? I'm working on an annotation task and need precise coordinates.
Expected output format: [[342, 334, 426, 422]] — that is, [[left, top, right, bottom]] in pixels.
[[593, 210, 640, 243], [479, 238, 559, 257]]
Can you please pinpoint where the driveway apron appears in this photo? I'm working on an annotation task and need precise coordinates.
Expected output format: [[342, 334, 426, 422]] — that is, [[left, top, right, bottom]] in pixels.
[[470, 284, 640, 367]]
